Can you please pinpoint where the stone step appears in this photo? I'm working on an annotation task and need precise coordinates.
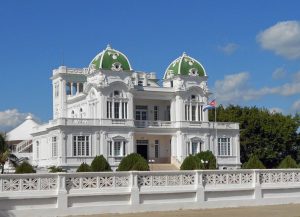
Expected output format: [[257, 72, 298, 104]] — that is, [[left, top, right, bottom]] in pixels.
[[149, 163, 179, 171]]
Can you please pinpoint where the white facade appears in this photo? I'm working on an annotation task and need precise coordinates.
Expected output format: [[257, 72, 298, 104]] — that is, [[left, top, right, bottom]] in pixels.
[[31, 45, 241, 170]]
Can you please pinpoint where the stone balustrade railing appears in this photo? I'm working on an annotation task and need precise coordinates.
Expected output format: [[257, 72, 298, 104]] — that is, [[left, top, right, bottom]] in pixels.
[[2, 170, 300, 216]]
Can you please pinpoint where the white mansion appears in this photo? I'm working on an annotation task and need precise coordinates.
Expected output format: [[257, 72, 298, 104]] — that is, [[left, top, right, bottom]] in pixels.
[[24, 45, 240, 170]]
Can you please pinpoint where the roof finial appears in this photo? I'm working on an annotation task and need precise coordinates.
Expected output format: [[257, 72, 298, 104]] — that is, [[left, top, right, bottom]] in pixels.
[[182, 51, 187, 56], [107, 44, 111, 49]]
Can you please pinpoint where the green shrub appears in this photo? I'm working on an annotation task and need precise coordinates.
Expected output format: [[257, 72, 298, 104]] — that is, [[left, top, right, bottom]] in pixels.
[[180, 155, 203, 170], [76, 162, 92, 172], [117, 153, 149, 171], [242, 155, 266, 169], [15, 161, 36, 174], [195, 151, 217, 169], [278, 155, 298, 168], [48, 166, 65, 173], [131, 160, 150, 171], [91, 155, 112, 172]]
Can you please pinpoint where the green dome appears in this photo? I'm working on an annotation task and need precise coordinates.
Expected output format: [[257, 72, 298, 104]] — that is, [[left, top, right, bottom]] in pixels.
[[164, 52, 206, 78], [89, 45, 132, 71]]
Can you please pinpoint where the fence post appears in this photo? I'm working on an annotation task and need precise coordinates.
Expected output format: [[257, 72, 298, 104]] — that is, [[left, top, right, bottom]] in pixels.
[[254, 170, 262, 200], [130, 171, 140, 206], [57, 173, 68, 210], [195, 170, 205, 203]]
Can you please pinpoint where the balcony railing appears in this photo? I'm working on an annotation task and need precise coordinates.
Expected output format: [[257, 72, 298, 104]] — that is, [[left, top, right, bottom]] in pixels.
[[134, 120, 173, 128], [32, 118, 239, 132]]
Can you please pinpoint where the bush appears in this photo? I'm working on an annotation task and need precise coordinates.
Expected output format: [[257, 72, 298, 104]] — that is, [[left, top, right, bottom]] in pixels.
[[15, 161, 36, 174], [242, 155, 266, 169], [48, 166, 65, 173], [91, 155, 112, 172], [76, 162, 92, 172], [195, 151, 217, 169], [278, 155, 298, 168], [117, 153, 149, 171], [180, 155, 203, 170]]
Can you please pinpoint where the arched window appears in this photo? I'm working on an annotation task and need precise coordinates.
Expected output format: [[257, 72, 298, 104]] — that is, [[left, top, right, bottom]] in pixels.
[[79, 108, 83, 118], [71, 110, 75, 118], [185, 94, 203, 122], [107, 90, 128, 119]]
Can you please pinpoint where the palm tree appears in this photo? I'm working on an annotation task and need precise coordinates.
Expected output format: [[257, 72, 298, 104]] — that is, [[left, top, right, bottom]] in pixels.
[[0, 133, 18, 174]]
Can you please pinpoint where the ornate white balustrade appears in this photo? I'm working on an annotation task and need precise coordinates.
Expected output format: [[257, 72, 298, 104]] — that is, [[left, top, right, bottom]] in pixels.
[[2, 170, 300, 216]]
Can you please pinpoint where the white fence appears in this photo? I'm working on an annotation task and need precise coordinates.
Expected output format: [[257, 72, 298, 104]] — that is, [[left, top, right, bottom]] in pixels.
[[2, 170, 300, 217]]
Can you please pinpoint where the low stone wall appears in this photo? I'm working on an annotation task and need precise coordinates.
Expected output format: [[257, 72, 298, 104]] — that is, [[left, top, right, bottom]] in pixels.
[[1, 169, 300, 217]]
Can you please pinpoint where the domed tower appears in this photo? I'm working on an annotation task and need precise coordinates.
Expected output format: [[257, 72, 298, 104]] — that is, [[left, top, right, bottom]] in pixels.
[[163, 52, 207, 88], [89, 44, 133, 72]]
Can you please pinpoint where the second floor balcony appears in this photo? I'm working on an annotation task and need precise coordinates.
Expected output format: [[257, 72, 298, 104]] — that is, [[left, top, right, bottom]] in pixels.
[[33, 118, 239, 133]]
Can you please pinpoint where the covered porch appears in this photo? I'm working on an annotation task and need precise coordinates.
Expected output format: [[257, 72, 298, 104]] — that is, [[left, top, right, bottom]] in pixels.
[[134, 133, 172, 164]]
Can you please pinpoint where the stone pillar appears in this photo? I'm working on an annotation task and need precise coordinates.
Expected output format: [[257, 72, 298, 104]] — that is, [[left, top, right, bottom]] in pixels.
[[130, 171, 140, 206], [57, 173, 68, 210]]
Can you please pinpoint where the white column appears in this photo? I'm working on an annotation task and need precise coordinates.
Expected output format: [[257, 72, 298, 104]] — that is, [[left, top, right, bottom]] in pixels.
[[112, 100, 115, 118], [196, 103, 199, 121], [70, 82, 73, 95], [76, 83, 79, 95], [119, 101, 122, 119]]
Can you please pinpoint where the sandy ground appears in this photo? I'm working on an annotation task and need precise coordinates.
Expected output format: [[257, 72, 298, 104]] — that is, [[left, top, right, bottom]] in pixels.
[[70, 204, 300, 217]]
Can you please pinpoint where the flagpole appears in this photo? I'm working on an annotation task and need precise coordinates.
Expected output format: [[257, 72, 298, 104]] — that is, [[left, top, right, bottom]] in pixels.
[[215, 102, 217, 156]]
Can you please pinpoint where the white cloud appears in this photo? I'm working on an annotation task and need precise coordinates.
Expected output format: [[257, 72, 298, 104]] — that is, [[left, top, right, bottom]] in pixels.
[[257, 21, 300, 59], [291, 100, 300, 112], [0, 109, 35, 132], [272, 67, 286, 79], [218, 43, 238, 55], [269, 107, 283, 114], [293, 71, 300, 82], [214, 71, 300, 105]]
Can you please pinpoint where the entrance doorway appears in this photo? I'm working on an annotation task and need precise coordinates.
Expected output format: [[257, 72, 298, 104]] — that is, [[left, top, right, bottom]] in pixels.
[[136, 140, 148, 160]]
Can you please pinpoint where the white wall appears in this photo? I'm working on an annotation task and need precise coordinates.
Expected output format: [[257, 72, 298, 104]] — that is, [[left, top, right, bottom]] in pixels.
[[2, 169, 300, 217]]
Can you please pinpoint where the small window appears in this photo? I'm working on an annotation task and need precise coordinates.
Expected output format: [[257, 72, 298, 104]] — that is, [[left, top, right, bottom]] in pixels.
[[170, 81, 173, 87], [138, 81, 143, 86], [191, 95, 196, 100], [114, 91, 120, 96]]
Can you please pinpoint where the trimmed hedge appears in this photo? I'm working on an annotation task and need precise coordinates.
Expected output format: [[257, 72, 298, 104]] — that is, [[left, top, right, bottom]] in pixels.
[[278, 155, 298, 168], [15, 161, 36, 174], [196, 151, 217, 169], [48, 166, 65, 173], [91, 155, 112, 172], [117, 153, 149, 171], [76, 162, 92, 172], [180, 155, 203, 170], [242, 155, 266, 169]]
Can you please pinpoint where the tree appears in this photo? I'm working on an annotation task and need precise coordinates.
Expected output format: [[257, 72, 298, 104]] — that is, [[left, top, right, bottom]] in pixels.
[[209, 105, 300, 168], [91, 155, 112, 172], [76, 162, 92, 172], [242, 155, 266, 169], [278, 155, 298, 168], [0, 133, 18, 174], [15, 161, 36, 173], [196, 151, 217, 169], [117, 153, 149, 171]]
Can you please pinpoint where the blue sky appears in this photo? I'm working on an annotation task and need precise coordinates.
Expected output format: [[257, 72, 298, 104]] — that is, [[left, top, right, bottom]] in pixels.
[[1, 0, 300, 131]]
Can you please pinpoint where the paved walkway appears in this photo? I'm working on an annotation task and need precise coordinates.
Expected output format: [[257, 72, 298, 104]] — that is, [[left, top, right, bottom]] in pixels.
[[70, 204, 300, 217]]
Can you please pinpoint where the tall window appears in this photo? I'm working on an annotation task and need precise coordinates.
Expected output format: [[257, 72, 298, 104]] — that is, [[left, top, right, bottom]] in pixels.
[[155, 140, 159, 158], [218, 138, 231, 156], [36, 141, 39, 159], [108, 140, 126, 157], [52, 136, 57, 157], [187, 140, 201, 155], [54, 83, 59, 97], [185, 94, 203, 121], [107, 90, 128, 119], [154, 106, 159, 121], [73, 136, 90, 156]]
